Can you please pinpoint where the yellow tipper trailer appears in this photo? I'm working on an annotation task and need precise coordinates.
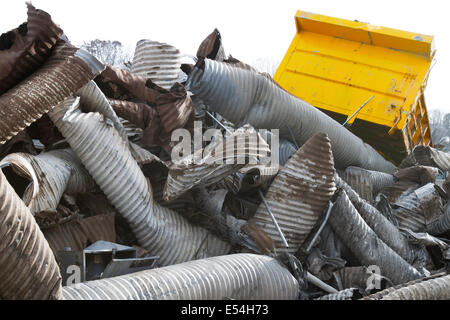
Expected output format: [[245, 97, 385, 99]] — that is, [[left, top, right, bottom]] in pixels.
[[274, 10, 435, 164]]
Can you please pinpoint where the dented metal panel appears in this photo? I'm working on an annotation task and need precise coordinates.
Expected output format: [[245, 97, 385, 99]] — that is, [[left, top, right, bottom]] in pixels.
[[131, 40, 181, 90], [185, 58, 396, 173], [0, 41, 104, 145], [0, 149, 94, 214], [329, 190, 423, 285], [0, 169, 61, 299], [62, 253, 299, 300], [0, 3, 63, 94], [247, 133, 336, 253], [394, 166, 439, 185], [49, 97, 231, 266]]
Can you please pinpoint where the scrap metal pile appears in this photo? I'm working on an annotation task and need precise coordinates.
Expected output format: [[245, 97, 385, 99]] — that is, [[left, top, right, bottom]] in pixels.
[[0, 4, 449, 300]]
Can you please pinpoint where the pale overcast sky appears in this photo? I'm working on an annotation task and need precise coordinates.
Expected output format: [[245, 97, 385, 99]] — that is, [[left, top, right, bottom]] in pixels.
[[1, 0, 449, 112]]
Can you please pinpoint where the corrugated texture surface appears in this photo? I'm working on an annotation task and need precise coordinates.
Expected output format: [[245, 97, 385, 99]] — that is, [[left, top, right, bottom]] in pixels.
[[185, 58, 395, 173], [223, 164, 279, 194], [131, 40, 180, 90], [335, 175, 427, 266], [413, 146, 450, 172], [62, 253, 299, 300], [377, 180, 420, 205], [362, 272, 448, 300], [0, 169, 61, 299], [0, 149, 94, 214], [247, 133, 336, 253], [0, 3, 63, 94], [43, 213, 116, 254], [376, 274, 450, 300], [394, 166, 438, 185], [164, 126, 270, 201], [393, 183, 443, 232], [0, 40, 104, 145], [341, 166, 394, 203], [329, 190, 423, 285], [49, 97, 231, 266], [335, 266, 372, 290]]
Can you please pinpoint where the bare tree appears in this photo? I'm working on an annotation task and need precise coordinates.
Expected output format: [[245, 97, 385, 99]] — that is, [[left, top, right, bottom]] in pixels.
[[429, 109, 450, 152], [81, 39, 132, 70]]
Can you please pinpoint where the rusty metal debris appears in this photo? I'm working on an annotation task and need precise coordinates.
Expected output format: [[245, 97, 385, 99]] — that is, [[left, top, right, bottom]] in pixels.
[[0, 4, 449, 301]]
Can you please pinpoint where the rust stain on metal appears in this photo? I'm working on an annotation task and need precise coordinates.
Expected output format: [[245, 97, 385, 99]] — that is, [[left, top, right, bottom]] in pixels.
[[0, 3, 63, 95], [0, 40, 104, 145], [246, 132, 336, 253], [413, 145, 450, 172], [0, 169, 62, 299], [394, 166, 439, 185], [196, 28, 226, 61]]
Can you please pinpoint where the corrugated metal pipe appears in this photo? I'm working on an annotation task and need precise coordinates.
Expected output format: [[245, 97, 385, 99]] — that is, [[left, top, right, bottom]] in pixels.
[[0, 169, 62, 299], [329, 190, 423, 285], [427, 202, 450, 235], [48, 97, 231, 266], [335, 174, 429, 267], [364, 273, 450, 300], [61, 253, 299, 300], [185, 59, 396, 173], [0, 149, 94, 214]]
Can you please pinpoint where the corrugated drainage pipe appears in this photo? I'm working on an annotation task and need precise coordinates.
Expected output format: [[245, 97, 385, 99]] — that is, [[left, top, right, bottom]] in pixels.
[[48, 97, 231, 266], [329, 190, 423, 285], [61, 253, 299, 300], [0, 169, 62, 299], [185, 59, 395, 173], [335, 174, 428, 267]]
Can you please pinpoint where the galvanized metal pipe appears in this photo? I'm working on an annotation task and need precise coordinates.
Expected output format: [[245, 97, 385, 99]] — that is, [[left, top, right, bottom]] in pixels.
[[0, 149, 94, 214], [329, 190, 423, 285], [49, 97, 231, 266], [185, 59, 395, 173], [0, 169, 62, 299], [61, 254, 299, 300]]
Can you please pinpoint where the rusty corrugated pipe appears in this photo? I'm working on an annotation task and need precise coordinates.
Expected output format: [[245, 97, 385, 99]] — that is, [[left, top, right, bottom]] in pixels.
[[364, 273, 450, 300], [329, 190, 423, 285], [0, 169, 62, 299], [246, 133, 336, 254], [61, 253, 299, 300], [0, 149, 94, 214], [185, 59, 395, 173], [0, 40, 104, 145], [48, 97, 231, 266]]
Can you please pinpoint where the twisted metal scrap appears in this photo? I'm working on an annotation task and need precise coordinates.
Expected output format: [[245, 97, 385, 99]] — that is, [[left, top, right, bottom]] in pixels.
[[394, 165, 438, 185], [196, 28, 226, 61], [0, 40, 104, 144], [393, 183, 443, 232], [413, 145, 450, 172], [163, 125, 270, 201], [364, 273, 450, 300], [246, 133, 336, 253], [62, 253, 299, 300], [185, 58, 395, 173], [335, 175, 428, 267], [0, 169, 61, 299], [0, 149, 94, 214], [329, 190, 423, 285], [341, 166, 394, 203], [49, 97, 230, 266], [0, 3, 63, 94]]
